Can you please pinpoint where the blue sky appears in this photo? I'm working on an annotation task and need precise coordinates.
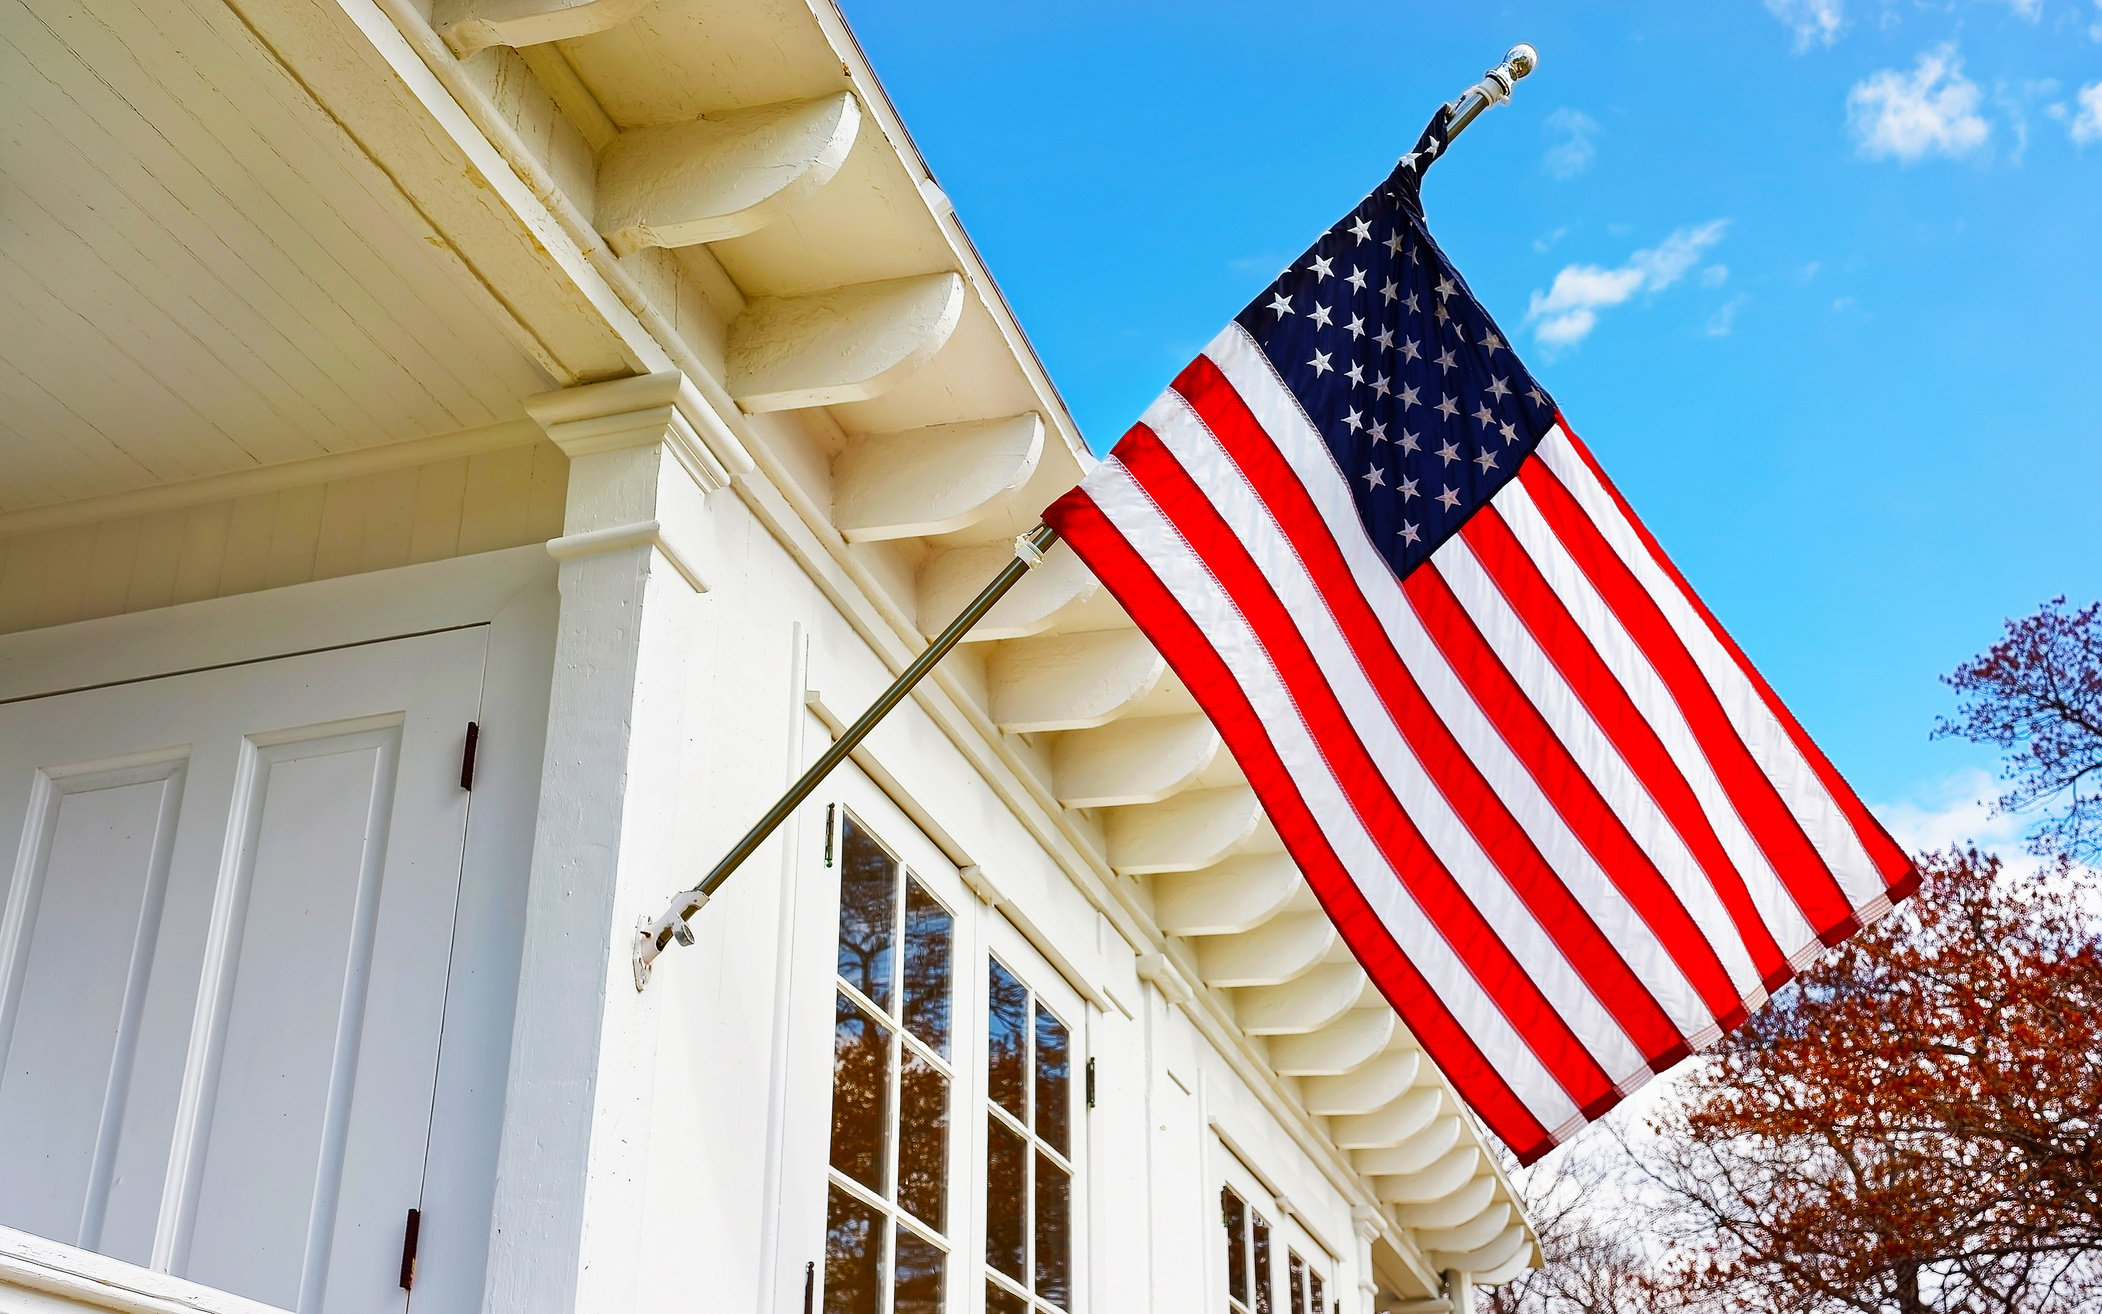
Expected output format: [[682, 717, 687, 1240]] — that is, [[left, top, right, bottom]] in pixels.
[[844, 0, 2102, 835]]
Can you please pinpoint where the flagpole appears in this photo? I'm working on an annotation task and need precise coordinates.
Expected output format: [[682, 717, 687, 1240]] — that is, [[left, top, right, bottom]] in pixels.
[[1446, 44, 1538, 141], [633, 524, 1060, 986], [633, 41, 1542, 989]]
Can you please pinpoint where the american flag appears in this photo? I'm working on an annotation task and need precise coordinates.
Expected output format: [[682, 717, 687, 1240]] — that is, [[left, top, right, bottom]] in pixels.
[[1043, 107, 1918, 1163]]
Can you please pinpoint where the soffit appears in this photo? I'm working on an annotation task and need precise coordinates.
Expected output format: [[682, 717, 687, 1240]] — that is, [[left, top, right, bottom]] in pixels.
[[0, 0, 572, 515]]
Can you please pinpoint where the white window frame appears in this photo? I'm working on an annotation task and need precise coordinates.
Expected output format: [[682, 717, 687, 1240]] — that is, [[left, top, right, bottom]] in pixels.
[[1214, 1146, 1334, 1314], [805, 768, 1090, 1314], [975, 914, 1088, 1314]]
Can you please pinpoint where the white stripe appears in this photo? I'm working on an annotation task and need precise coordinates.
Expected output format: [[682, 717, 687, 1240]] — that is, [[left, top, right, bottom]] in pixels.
[[1430, 532, 1768, 1004], [1169, 347, 1718, 1050], [1493, 480, 1821, 960], [1533, 429, 1887, 910], [1145, 390, 1689, 1060], [1085, 457, 1586, 1136]]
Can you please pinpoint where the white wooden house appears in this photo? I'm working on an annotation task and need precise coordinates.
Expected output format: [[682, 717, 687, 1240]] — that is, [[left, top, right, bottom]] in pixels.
[[0, 2, 1539, 1312]]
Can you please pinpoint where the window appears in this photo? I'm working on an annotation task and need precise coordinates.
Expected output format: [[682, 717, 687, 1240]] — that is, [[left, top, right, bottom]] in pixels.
[[825, 815, 957, 1314], [817, 796, 1086, 1314], [1220, 1182, 1328, 1314], [983, 959, 1073, 1314]]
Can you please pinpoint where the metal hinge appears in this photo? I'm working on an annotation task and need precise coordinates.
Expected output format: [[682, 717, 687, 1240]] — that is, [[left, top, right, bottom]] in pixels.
[[823, 803, 836, 867], [802, 1260, 816, 1314], [398, 1208, 421, 1291], [459, 722, 480, 791], [1086, 1056, 1097, 1109]]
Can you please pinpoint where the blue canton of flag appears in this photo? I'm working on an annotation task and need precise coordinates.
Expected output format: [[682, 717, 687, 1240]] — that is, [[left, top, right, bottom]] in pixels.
[[1233, 111, 1558, 578]]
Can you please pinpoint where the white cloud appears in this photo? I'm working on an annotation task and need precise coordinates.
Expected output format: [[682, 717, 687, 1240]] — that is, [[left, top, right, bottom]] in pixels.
[[1542, 108, 1600, 180], [1532, 226, 1570, 254], [1703, 294, 1748, 336], [1766, 0, 1845, 49], [1849, 46, 1992, 161], [1872, 767, 2044, 878], [1524, 220, 1730, 349], [1997, 0, 2043, 17], [2072, 82, 2102, 143], [1697, 263, 1731, 288]]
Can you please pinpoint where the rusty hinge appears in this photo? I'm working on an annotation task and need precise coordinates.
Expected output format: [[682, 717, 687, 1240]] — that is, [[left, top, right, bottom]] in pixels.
[[823, 803, 836, 867], [460, 722, 480, 791], [399, 1207, 421, 1291], [802, 1259, 816, 1314], [1086, 1056, 1097, 1109]]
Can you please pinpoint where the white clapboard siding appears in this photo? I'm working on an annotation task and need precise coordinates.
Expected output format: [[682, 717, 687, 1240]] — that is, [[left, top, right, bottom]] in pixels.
[[0, 443, 567, 635]]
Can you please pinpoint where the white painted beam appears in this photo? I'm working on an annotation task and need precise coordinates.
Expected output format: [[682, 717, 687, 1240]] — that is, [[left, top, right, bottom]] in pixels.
[[1351, 1113, 1462, 1177], [1104, 786, 1263, 875], [1193, 914, 1335, 988], [1415, 1203, 1512, 1255], [986, 630, 1165, 733], [596, 95, 862, 256], [917, 539, 1100, 640], [1395, 1177, 1496, 1227], [1391, 1173, 1497, 1231], [1051, 714, 1220, 808], [1430, 1224, 1530, 1280], [1300, 1048, 1422, 1117], [1266, 1008, 1397, 1076], [1151, 852, 1299, 936], [1375, 1146, 1483, 1205], [441, 0, 643, 55], [832, 413, 1043, 542], [1329, 1086, 1443, 1149], [1237, 964, 1369, 1036], [1474, 1239, 1540, 1286], [728, 273, 964, 413]]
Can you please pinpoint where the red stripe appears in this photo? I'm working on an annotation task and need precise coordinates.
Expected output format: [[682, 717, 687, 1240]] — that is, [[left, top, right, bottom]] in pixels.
[[1114, 423, 1624, 1112], [1404, 562, 1746, 1031], [1553, 422, 1920, 912], [1042, 480, 1560, 1162], [1518, 458, 1858, 941], [1460, 505, 1790, 989], [1172, 361, 1708, 1056]]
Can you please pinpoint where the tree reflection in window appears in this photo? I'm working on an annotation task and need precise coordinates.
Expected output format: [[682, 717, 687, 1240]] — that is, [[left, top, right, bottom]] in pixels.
[[984, 958, 1074, 1314], [825, 814, 955, 1314]]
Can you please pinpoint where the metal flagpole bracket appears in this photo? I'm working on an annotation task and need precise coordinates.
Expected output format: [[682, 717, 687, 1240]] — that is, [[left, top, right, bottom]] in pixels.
[[632, 523, 1061, 990], [1446, 43, 1539, 141]]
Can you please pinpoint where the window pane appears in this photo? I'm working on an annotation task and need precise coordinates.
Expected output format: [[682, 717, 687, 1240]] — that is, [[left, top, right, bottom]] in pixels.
[[893, 1226, 945, 1314], [987, 960, 1028, 1122], [1034, 1153, 1071, 1310], [830, 994, 891, 1192], [837, 817, 896, 1010], [1289, 1252, 1306, 1314], [1309, 1270, 1325, 1314], [902, 879, 953, 1055], [1033, 1005, 1070, 1155], [898, 1049, 949, 1231], [1222, 1189, 1248, 1306], [985, 1114, 1028, 1282], [1252, 1213, 1273, 1314], [985, 1281, 1029, 1314], [824, 1186, 886, 1314]]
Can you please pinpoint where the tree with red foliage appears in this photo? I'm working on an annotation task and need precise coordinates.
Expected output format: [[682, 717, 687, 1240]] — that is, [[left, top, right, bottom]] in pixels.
[[1936, 596, 2102, 864], [1637, 847, 2102, 1313]]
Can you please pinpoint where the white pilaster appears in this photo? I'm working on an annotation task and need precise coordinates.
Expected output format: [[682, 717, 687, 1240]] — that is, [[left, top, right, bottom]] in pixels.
[[481, 372, 726, 1314], [1351, 1205, 1383, 1314]]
